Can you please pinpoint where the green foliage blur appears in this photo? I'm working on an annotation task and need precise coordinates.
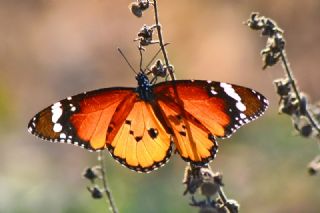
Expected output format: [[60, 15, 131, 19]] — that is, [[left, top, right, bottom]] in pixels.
[[0, 0, 319, 213]]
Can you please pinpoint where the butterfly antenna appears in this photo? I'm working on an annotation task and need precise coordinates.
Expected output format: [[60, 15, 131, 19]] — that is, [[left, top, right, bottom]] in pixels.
[[144, 43, 170, 72], [117, 48, 138, 74]]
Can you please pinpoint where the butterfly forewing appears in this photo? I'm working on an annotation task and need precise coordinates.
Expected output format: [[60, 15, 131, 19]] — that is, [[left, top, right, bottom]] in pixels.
[[28, 88, 135, 150]]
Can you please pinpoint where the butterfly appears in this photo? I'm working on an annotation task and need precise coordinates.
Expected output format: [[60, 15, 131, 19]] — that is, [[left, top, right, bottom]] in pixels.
[[28, 71, 268, 173]]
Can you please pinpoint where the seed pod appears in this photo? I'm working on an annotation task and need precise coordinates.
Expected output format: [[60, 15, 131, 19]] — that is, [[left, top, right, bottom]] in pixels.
[[274, 78, 291, 97], [87, 186, 103, 199], [129, 2, 143, 17]]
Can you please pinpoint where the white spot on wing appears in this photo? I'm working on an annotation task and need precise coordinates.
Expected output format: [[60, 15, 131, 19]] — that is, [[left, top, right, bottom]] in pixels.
[[210, 86, 218, 95], [236, 102, 246, 112], [51, 102, 63, 123], [220, 83, 246, 112], [53, 123, 62, 132], [240, 113, 246, 119]]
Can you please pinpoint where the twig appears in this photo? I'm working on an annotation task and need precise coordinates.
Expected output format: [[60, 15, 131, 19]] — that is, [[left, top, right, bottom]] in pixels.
[[152, 0, 176, 81], [246, 12, 320, 174], [98, 152, 119, 213], [280, 50, 320, 132]]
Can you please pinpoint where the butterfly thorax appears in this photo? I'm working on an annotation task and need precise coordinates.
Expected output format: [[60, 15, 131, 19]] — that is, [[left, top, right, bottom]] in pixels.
[[135, 72, 154, 101]]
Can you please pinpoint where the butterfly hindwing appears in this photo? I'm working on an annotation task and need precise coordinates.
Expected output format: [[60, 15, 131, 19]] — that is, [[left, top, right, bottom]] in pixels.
[[28, 88, 135, 150], [106, 101, 173, 172]]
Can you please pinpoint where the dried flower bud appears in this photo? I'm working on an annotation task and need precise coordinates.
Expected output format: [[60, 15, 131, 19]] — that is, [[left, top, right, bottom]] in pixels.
[[87, 186, 103, 199], [279, 95, 299, 115], [151, 60, 167, 78], [83, 167, 101, 182], [130, 3, 143, 18], [129, 1, 149, 18], [299, 94, 308, 116], [308, 155, 320, 176], [261, 19, 277, 36], [274, 78, 291, 97], [200, 181, 220, 197], [136, 25, 155, 46], [246, 12, 265, 30], [138, 0, 149, 11], [273, 33, 285, 52], [183, 165, 203, 195], [262, 51, 280, 69], [294, 116, 314, 138]]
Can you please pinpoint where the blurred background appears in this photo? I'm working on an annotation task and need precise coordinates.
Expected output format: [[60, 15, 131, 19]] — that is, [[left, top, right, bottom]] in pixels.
[[1, 0, 320, 212]]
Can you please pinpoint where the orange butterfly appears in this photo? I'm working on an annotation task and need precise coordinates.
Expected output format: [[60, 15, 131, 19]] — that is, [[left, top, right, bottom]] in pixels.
[[28, 72, 268, 172]]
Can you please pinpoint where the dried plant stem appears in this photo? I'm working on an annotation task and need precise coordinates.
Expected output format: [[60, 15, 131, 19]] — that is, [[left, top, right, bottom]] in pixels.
[[98, 152, 119, 213], [152, 0, 176, 81], [218, 187, 237, 213], [218, 187, 228, 205], [280, 50, 320, 133]]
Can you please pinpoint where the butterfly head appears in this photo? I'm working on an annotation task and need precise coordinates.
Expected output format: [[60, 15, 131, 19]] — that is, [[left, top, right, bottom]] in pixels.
[[136, 72, 154, 101]]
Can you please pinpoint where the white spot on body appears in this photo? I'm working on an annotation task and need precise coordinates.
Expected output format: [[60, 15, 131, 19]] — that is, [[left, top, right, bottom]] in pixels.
[[220, 83, 246, 112]]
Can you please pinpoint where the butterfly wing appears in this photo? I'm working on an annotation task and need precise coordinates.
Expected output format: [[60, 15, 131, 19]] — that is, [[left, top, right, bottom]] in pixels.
[[106, 100, 173, 172], [28, 87, 173, 172], [153, 80, 268, 164], [28, 88, 135, 150]]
